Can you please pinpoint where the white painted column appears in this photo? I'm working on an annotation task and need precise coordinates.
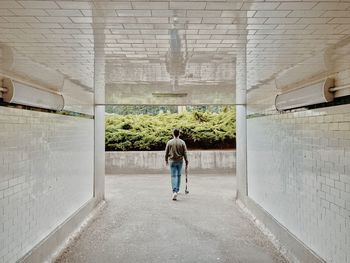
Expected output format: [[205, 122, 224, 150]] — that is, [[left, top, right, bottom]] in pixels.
[[93, 24, 106, 201], [235, 47, 248, 202], [94, 105, 105, 200]]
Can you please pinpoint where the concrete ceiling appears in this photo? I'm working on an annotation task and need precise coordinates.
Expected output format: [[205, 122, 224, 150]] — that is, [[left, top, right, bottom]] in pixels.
[[0, 0, 350, 105]]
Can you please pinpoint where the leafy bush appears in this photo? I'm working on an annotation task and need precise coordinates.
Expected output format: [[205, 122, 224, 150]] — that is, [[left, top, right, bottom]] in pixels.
[[105, 107, 236, 151]]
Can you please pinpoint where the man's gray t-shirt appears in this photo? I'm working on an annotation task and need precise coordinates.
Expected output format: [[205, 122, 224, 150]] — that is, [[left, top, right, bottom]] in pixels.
[[165, 138, 188, 163]]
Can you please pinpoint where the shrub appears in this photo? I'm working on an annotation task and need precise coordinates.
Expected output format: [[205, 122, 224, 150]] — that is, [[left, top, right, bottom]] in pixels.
[[105, 107, 236, 151]]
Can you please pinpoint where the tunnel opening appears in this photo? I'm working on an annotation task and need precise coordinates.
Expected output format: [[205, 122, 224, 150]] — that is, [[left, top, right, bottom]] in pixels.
[[104, 104, 236, 177]]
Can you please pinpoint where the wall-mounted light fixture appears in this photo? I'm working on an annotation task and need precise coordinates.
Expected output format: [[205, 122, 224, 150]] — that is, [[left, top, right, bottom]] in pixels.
[[275, 78, 334, 111], [1, 78, 64, 111]]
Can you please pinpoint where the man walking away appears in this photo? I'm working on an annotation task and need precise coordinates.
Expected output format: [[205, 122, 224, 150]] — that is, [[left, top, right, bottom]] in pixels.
[[165, 128, 189, 201]]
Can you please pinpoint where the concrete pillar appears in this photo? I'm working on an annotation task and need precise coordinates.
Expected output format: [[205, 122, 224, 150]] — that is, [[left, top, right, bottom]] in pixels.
[[235, 48, 248, 202], [93, 21, 106, 200], [94, 105, 105, 200]]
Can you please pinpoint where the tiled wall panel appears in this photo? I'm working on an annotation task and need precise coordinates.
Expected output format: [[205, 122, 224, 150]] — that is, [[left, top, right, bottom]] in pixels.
[[247, 104, 350, 263], [0, 107, 94, 263]]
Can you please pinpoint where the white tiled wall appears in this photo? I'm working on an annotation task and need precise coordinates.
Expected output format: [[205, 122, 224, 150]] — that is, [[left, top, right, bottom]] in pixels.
[[0, 107, 94, 263], [247, 104, 350, 263]]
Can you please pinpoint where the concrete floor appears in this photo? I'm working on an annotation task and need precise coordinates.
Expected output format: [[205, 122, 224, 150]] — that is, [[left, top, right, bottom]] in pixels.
[[56, 174, 288, 263]]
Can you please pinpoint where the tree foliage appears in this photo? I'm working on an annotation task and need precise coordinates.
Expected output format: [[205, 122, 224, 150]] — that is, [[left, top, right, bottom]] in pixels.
[[105, 107, 236, 151]]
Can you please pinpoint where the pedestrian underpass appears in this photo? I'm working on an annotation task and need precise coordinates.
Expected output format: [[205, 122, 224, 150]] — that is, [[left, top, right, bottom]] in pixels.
[[0, 1, 350, 263]]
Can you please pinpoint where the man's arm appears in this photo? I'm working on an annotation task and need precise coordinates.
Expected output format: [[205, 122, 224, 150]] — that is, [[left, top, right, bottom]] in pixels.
[[165, 142, 169, 165]]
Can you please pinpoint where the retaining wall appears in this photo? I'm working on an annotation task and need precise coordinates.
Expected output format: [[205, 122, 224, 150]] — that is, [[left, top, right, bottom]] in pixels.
[[106, 150, 236, 174]]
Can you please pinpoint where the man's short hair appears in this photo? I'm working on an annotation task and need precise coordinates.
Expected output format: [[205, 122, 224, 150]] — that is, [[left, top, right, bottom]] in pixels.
[[173, 128, 180, 137]]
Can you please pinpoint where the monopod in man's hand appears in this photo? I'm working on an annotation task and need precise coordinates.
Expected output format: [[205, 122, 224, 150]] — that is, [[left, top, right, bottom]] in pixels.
[[185, 166, 189, 194]]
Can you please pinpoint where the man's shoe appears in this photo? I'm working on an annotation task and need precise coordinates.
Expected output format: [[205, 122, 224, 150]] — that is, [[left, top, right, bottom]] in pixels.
[[172, 193, 177, 201]]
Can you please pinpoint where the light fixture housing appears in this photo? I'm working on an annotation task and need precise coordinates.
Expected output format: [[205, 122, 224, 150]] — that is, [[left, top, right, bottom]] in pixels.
[[275, 78, 334, 111], [2, 78, 64, 111], [152, 92, 188, 97]]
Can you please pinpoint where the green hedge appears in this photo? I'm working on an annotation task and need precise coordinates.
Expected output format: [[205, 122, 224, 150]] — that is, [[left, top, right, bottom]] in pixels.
[[105, 108, 236, 151]]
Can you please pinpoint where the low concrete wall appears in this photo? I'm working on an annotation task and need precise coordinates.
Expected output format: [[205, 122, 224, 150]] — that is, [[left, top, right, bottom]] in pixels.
[[106, 150, 236, 174]]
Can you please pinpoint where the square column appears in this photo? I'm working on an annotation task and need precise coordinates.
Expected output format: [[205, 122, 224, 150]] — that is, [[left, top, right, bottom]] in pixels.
[[235, 48, 248, 202], [93, 26, 106, 200]]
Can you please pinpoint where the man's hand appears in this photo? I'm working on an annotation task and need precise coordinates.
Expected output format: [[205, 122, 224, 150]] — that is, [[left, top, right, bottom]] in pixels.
[[166, 161, 168, 166], [185, 161, 189, 169]]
